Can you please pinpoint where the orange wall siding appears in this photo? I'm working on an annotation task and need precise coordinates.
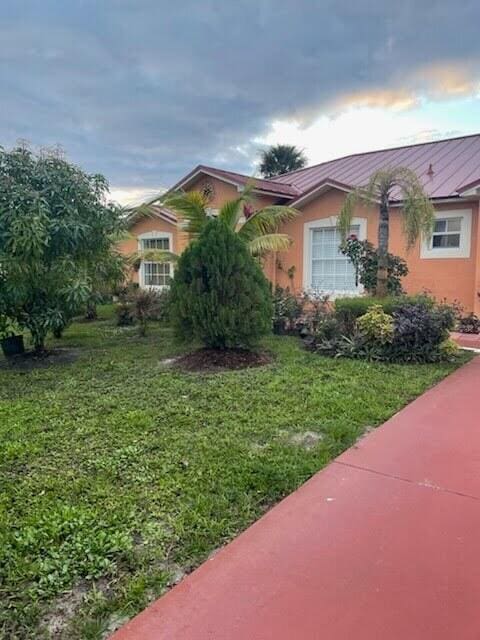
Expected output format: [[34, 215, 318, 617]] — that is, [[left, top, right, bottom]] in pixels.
[[120, 177, 479, 312], [275, 189, 479, 311]]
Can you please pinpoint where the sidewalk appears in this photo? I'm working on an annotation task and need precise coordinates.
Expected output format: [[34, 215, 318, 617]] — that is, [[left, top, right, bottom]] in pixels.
[[112, 356, 480, 640]]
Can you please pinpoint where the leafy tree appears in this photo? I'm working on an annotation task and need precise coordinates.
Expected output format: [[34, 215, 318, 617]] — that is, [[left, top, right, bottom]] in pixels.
[[338, 167, 434, 297], [0, 145, 124, 351], [84, 250, 126, 321], [258, 144, 307, 178], [170, 218, 272, 349]]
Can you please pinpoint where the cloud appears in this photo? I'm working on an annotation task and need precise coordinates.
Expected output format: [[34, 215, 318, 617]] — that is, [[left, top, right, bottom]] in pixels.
[[1, 0, 480, 200]]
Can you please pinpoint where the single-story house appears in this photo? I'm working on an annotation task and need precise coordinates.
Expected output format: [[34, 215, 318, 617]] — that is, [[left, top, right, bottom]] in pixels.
[[119, 134, 480, 313]]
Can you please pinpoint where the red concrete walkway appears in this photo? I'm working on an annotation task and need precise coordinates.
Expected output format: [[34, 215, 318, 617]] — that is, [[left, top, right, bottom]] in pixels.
[[451, 331, 480, 351], [112, 357, 480, 640]]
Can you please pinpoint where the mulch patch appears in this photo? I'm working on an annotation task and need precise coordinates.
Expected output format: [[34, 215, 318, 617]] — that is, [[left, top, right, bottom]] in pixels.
[[173, 348, 273, 373], [0, 348, 79, 371]]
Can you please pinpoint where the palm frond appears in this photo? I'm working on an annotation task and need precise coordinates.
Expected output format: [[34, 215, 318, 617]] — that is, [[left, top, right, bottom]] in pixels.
[[248, 233, 293, 256], [338, 190, 361, 239], [128, 249, 178, 270], [162, 191, 209, 236], [219, 183, 255, 229], [239, 205, 298, 242]]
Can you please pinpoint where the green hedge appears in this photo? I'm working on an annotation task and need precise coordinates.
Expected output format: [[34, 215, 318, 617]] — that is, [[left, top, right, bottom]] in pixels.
[[334, 294, 434, 328]]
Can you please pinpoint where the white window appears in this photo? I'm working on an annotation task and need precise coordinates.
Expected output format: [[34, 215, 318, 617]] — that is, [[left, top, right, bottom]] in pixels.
[[138, 232, 173, 289], [303, 216, 367, 296], [140, 237, 170, 251], [143, 261, 171, 287], [421, 209, 471, 259]]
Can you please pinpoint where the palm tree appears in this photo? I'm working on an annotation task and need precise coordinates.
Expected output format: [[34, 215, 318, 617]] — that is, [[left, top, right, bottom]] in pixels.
[[338, 167, 435, 297], [259, 144, 307, 178], [133, 184, 298, 266]]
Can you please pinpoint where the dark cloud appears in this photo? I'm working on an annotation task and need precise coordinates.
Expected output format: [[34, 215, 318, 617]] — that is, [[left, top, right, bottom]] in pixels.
[[1, 0, 480, 193]]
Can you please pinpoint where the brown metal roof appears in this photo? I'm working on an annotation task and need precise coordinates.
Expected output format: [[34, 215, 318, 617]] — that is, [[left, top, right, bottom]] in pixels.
[[172, 164, 300, 198], [272, 134, 480, 201]]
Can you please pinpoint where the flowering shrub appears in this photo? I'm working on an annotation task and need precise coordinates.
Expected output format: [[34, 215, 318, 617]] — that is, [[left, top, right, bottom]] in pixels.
[[341, 236, 408, 295]]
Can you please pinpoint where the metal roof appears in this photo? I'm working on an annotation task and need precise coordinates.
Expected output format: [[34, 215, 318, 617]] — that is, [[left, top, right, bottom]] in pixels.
[[172, 164, 300, 198], [271, 134, 480, 201]]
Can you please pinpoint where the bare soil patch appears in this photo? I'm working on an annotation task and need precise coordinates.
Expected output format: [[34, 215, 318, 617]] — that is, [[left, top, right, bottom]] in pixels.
[[174, 348, 273, 373], [0, 348, 79, 371]]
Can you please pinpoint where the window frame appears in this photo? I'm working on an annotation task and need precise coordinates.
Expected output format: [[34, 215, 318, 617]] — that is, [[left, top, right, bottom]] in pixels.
[[420, 209, 472, 259], [137, 231, 174, 289], [303, 215, 367, 297]]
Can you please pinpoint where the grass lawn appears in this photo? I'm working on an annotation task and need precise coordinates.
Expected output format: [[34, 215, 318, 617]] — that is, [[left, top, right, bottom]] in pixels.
[[0, 307, 469, 639]]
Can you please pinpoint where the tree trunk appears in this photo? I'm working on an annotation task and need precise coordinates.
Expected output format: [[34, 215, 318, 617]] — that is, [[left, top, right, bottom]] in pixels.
[[376, 196, 389, 297], [85, 298, 98, 321]]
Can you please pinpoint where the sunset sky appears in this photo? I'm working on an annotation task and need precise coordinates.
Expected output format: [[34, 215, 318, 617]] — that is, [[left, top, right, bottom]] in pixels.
[[1, 1, 479, 204]]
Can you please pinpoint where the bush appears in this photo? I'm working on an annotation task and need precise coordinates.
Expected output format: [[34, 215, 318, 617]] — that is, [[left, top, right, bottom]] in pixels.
[[132, 289, 163, 336], [438, 338, 460, 360], [115, 302, 135, 327], [457, 312, 480, 334], [170, 219, 272, 349], [308, 297, 457, 363], [341, 237, 408, 295], [334, 296, 397, 333], [334, 294, 434, 334], [386, 300, 456, 363], [357, 305, 394, 345], [272, 286, 303, 334]]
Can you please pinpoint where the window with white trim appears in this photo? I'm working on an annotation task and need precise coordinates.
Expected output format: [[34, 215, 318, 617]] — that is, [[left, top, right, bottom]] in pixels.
[[140, 237, 170, 251], [310, 225, 359, 293], [143, 261, 171, 287], [431, 217, 461, 248], [138, 233, 173, 288], [421, 209, 472, 259]]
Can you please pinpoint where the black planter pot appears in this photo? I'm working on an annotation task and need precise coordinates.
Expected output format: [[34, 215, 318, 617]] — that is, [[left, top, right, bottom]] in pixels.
[[1, 335, 25, 358]]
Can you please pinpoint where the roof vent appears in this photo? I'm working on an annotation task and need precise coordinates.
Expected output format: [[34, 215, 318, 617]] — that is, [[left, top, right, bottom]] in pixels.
[[427, 163, 434, 177]]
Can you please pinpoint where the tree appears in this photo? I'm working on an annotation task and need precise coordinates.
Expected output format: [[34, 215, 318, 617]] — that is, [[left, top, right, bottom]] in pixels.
[[0, 145, 124, 351], [170, 218, 272, 349], [258, 144, 307, 178], [137, 183, 297, 263], [338, 167, 435, 297]]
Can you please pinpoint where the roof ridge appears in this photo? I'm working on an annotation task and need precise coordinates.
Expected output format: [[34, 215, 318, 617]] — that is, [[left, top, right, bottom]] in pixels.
[[199, 164, 295, 188], [270, 132, 480, 181]]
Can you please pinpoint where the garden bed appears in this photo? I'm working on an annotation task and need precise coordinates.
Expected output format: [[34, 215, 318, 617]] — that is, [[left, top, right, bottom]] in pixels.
[[173, 348, 273, 373], [0, 307, 469, 638]]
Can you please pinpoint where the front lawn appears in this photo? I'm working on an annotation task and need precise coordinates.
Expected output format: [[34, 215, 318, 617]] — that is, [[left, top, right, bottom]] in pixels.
[[0, 308, 468, 639]]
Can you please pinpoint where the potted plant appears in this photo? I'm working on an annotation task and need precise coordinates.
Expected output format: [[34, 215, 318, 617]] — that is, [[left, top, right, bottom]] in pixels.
[[0, 315, 25, 358]]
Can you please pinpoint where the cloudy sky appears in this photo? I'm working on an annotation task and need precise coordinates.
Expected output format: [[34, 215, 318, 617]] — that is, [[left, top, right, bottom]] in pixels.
[[2, 1, 480, 204]]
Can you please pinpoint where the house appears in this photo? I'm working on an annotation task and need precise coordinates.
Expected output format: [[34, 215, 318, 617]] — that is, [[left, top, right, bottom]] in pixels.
[[120, 134, 480, 314]]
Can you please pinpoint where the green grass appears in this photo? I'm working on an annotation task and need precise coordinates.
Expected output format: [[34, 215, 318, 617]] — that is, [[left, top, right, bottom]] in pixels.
[[0, 307, 469, 638]]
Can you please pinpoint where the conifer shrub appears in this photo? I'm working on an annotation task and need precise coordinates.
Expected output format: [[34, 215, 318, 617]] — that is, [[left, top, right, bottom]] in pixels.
[[170, 219, 272, 349]]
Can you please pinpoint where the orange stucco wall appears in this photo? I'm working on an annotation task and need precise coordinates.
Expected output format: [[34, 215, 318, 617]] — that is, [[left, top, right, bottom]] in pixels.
[[273, 189, 479, 313], [121, 176, 480, 313]]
